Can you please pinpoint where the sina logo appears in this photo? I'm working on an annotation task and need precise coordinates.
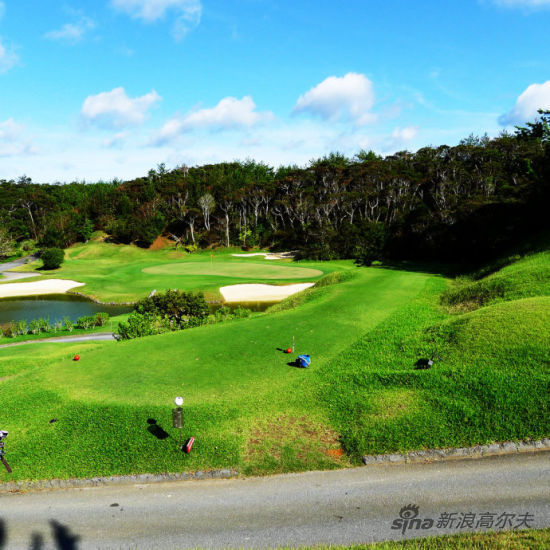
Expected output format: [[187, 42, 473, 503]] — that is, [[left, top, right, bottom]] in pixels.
[[391, 504, 434, 534]]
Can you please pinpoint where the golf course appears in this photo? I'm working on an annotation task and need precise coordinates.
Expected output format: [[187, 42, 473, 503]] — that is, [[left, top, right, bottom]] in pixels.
[[0, 238, 548, 482]]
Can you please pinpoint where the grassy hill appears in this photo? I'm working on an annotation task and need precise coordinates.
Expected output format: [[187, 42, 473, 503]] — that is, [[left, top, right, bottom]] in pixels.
[[0, 241, 548, 482], [441, 246, 550, 310]]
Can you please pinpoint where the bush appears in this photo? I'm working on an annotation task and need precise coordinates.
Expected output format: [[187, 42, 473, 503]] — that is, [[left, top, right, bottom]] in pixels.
[[28, 320, 41, 335], [63, 317, 74, 332], [20, 239, 36, 252], [118, 312, 165, 340], [93, 312, 109, 327], [134, 289, 209, 328], [38, 317, 50, 333], [13, 320, 27, 336], [354, 222, 387, 266], [76, 315, 95, 330], [232, 307, 251, 319], [41, 248, 65, 270]]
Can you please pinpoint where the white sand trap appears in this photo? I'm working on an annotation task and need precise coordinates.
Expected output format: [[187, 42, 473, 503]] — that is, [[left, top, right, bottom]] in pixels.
[[220, 283, 314, 302], [0, 279, 85, 298], [231, 251, 297, 260]]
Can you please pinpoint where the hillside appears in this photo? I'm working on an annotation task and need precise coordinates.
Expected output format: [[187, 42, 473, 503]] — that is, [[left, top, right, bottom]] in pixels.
[[0, 242, 548, 481]]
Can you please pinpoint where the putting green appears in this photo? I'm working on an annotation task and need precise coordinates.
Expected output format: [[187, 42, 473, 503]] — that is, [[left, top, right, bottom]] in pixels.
[[142, 262, 323, 279]]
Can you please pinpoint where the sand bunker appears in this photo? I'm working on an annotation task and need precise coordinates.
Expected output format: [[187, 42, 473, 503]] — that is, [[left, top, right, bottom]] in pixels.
[[231, 251, 297, 260], [219, 283, 314, 302], [0, 279, 85, 298]]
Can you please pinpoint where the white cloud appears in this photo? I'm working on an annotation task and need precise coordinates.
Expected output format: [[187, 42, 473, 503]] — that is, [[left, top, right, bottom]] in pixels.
[[103, 131, 129, 148], [490, 0, 550, 8], [45, 17, 95, 44], [111, 0, 202, 39], [499, 81, 550, 125], [81, 87, 162, 129], [153, 96, 274, 144], [293, 73, 377, 125], [0, 36, 18, 74], [0, 119, 35, 157], [391, 126, 418, 142]]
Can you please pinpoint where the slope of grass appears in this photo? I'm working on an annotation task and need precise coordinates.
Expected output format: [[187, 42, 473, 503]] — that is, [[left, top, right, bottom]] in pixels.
[[0, 263, 435, 481], [317, 288, 549, 458], [13, 242, 332, 303], [1, 241, 548, 482], [441, 248, 550, 309]]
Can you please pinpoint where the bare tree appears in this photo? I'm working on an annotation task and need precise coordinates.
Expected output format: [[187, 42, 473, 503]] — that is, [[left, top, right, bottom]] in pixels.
[[198, 193, 215, 231]]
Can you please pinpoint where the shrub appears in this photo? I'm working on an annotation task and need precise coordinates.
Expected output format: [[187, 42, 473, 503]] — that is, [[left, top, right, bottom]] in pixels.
[[232, 307, 251, 319], [63, 317, 74, 332], [28, 320, 41, 335], [134, 289, 209, 328], [93, 312, 109, 327], [76, 315, 95, 330], [20, 239, 36, 252], [354, 222, 387, 266], [13, 320, 27, 336], [183, 243, 198, 254], [118, 312, 164, 340], [38, 317, 50, 333], [41, 248, 65, 270]]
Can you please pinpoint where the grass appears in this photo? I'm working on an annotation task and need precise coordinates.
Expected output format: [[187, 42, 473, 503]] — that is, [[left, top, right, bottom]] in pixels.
[[12, 242, 333, 303], [296, 528, 550, 549], [441, 248, 550, 310], [0, 240, 548, 482]]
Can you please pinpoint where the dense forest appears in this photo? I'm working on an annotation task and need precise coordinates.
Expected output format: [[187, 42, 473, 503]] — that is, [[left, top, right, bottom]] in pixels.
[[1, 112, 549, 264]]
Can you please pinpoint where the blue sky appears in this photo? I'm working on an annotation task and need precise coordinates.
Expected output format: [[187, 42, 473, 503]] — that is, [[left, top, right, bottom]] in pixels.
[[1, 0, 549, 182]]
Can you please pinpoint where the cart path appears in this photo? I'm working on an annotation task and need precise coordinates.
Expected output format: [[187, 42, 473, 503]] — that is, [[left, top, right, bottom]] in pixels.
[[0, 452, 548, 549], [0, 333, 116, 349], [0, 255, 38, 282]]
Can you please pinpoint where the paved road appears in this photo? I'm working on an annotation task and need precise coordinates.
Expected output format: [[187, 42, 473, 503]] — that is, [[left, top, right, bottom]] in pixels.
[[0, 256, 38, 281], [0, 333, 116, 349], [0, 452, 548, 549]]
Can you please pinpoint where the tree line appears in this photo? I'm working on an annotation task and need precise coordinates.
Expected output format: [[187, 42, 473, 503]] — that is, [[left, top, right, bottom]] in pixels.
[[1, 112, 549, 264]]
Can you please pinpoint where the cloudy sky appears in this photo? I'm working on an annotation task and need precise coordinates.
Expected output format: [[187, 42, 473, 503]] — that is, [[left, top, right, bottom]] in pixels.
[[1, 0, 550, 182]]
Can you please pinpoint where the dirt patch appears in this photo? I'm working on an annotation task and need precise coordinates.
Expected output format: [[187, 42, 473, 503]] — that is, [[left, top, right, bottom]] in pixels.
[[149, 236, 172, 250], [245, 415, 345, 464]]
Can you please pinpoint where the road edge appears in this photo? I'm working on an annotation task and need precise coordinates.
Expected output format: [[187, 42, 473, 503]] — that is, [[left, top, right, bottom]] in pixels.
[[1, 438, 548, 493], [362, 437, 550, 465]]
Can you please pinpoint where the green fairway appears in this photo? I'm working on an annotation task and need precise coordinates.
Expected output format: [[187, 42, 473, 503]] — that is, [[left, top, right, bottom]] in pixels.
[[143, 262, 323, 279], [13, 242, 331, 303], [1, 242, 548, 482]]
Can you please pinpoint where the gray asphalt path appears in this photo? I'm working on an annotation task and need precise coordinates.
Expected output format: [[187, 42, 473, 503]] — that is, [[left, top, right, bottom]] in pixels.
[[0, 452, 548, 549], [0, 333, 116, 349], [0, 256, 38, 281]]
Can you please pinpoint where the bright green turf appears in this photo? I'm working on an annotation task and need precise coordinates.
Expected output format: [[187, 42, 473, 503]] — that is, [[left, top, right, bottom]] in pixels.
[[143, 262, 323, 279], [441, 248, 550, 309], [0, 262, 436, 480], [0, 242, 548, 482], [12, 242, 332, 302], [297, 528, 550, 549]]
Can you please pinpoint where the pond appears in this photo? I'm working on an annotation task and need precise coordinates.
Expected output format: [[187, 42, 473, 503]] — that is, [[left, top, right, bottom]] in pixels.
[[0, 295, 276, 325], [0, 294, 132, 325]]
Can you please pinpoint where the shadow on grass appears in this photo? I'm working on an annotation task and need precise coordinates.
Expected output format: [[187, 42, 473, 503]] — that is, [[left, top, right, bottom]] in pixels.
[[287, 361, 308, 369], [146, 418, 170, 440], [370, 259, 463, 277]]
